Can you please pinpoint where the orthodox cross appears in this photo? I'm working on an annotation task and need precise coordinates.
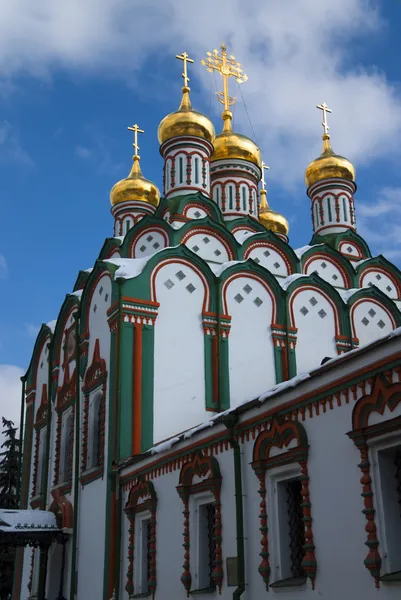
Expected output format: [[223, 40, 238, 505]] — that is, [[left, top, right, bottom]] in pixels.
[[261, 161, 270, 191], [176, 52, 194, 88], [316, 102, 332, 136], [127, 124, 144, 157], [201, 43, 248, 112]]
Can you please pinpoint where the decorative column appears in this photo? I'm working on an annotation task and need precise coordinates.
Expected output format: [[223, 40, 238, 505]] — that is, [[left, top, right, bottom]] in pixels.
[[308, 175, 356, 236]]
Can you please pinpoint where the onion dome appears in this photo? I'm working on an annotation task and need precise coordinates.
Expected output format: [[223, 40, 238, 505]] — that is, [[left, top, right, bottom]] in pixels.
[[211, 110, 261, 168], [110, 156, 160, 208], [259, 189, 289, 237], [158, 86, 215, 145], [305, 133, 355, 188]]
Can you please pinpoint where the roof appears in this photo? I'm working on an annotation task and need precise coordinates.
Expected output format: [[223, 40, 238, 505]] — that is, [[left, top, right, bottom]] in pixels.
[[0, 509, 65, 547]]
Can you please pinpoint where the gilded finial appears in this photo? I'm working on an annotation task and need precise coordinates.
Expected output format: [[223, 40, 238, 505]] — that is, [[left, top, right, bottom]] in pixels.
[[201, 43, 248, 132], [127, 124, 144, 160], [261, 161, 270, 192], [176, 52, 194, 90]]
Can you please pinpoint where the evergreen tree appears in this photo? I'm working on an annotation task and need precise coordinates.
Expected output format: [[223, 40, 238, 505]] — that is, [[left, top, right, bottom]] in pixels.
[[0, 418, 21, 600]]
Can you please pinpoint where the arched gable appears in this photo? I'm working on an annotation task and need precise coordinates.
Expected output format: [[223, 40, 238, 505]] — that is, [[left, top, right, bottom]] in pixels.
[[25, 324, 53, 395], [97, 237, 122, 261], [80, 263, 113, 340], [178, 217, 239, 264], [351, 375, 401, 431], [168, 191, 224, 225], [346, 287, 401, 345], [310, 230, 371, 261], [299, 244, 355, 289], [51, 295, 80, 375], [121, 215, 172, 259], [225, 216, 266, 238], [286, 274, 350, 372], [355, 256, 401, 300], [241, 231, 298, 277]]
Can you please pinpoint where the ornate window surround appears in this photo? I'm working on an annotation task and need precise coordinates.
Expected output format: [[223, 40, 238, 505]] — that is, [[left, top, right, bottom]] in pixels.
[[31, 384, 48, 507], [347, 374, 401, 587], [80, 339, 107, 485], [53, 368, 76, 494], [251, 417, 317, 591], [176, 451, 223, 596], [124, 477, 157, 599]]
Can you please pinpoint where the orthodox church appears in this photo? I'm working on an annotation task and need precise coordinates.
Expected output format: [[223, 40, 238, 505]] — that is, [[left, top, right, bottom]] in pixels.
[[3, 45, 401, 600]]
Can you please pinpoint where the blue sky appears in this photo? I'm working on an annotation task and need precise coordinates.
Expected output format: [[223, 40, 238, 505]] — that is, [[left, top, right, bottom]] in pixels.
[[1, 0, 401, 425]]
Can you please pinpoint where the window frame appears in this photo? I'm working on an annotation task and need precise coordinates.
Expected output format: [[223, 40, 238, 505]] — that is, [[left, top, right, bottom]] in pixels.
[[252, 417, 317, 590], [124, 478, 157, 598], [58, 406, 74, 484], [176, 451, 223, 595], [31, 383, 49, 505], [81, 339, 107, 485], [190, 491, 217, 592]]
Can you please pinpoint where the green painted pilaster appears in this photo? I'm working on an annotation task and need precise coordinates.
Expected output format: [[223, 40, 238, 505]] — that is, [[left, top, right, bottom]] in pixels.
[[141, 324, 155, 452], [204, 334, 215, 411], [219, 336, 230, 411], [273, 345, 284, 384], [120, 324, 134, 460]]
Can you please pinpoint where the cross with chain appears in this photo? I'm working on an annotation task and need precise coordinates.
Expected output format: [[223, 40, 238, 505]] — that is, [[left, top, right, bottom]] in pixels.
[[316, 102, 332, 136], [127, 124, 144, 157], [261, 161, 270, 191], [176, 52, 194, 88], [201, 43, 248, 112]]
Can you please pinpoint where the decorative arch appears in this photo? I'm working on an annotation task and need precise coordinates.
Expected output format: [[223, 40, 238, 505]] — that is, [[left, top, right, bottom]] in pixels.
[[241, 231, 299, 274], [300, 245, 355, 289], [347, 375, 401, 587], [80, 265, 113, 342], [50, 488, 74, 529], [347, 288, 401, 343], [176, 452, 223, 595], [356, 256, 401, 300], [81, 339, 107, 483], [180, 223, 238, 263], [124, 477, 157, 599], [251, 418, 316, 590]]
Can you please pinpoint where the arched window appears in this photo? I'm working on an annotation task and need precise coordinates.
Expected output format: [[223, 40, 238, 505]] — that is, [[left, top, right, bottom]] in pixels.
[[87, 392, 102, 469], [59, 409, 73, 483]]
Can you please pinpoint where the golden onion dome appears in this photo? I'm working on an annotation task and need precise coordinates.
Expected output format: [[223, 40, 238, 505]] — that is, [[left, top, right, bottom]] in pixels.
[[259, 189, 289, 237], [305, 134, 355, 187], [110, 156, 160, 207], [211, 111, 261, 168], [158, 86, 215, 145]]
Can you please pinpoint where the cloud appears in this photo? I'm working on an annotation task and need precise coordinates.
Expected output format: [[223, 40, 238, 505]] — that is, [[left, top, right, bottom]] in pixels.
[[0, 121, 34, 166], [0, 365, 24, 444], [75, 144, 92, 159], [0, 254, 7, 278], [0, 1, 399, 186], [358, 187, 401, 263]]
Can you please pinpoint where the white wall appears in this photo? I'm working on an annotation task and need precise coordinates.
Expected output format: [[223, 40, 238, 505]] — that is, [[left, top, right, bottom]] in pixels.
[[291, 289, 338, 373], [153, 262, 209, 442], [225, 276, 276, 406], [304, 257, 346, 288], [246, 245, 290, 278], [76, 274, 111, 600], [360, 270, 398, 300], [352, 300, 395, 348], [184, 232, 229, 265]]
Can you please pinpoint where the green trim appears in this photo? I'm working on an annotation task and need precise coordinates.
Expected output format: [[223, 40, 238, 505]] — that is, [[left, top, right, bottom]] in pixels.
[[141, 325, 155, 452], [179, 157, 184, 184], [229, 185, 234, 210], [342, 197, 347, 222], [242, 187, 246, 211], [120, 324, 134, 459], [204, 333, 215, 411], [327, 197, 332, 222], [195, 157, 199, 184], [380, 571, 401, 582]]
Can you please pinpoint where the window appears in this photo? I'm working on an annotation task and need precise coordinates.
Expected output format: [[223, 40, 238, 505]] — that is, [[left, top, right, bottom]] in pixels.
[[36, 427, 47, 496], [342, 197, 348, 222], [197, 502, 216, 590], [326, 197, 332, 222], [194, 157, 199, 184], [252, 418, 316, 590], [179, 156, 184, 184], [228, 185, 233, 210], [59, 409, 73, 483], [177, 453, 223, 595], [242, 187, 247, 211], [277, 478, 306, 581], [372, 442, 401, 577], [87, 392, 101, 470], [124, 479, 157, 597]]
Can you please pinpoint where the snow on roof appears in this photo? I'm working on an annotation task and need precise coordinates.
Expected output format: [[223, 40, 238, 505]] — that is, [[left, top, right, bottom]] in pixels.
[[352, 258, 371, 269], [113, 236, 125, 244], [294, 244, 324, 259], [46, 320, 57, 333], [235, 231, 260, 245], [104, 255, 158, 280], [279, 273, 308, 290], [0, 509, 59, 532], [214, 260, 247, 277], [338, 288, 360, 303], [258, 372, 311, 401], [71, 290, 83, 299], [84, 268, 93, 274]]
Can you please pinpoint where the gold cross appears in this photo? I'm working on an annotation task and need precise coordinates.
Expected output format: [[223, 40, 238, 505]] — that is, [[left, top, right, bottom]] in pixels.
[[127, 124, 144, 157], [176, 52, 194, 88], [261, 161, 270, 191], [201, 43, 248, 112], [316, 102, 332, 136]]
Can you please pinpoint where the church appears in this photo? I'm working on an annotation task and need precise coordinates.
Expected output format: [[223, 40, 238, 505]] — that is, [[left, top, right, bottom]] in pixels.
[[2, 45, 401, 600]]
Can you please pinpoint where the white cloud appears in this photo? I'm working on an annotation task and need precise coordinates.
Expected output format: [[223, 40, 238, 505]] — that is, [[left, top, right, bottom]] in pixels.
[[75, 144, 92, 159], [358, 187, 401, 263], [0, 1, 399, 185], [0, 365, 24, 445], [0, 121, 34, 166], [0, 254, 7, 278]]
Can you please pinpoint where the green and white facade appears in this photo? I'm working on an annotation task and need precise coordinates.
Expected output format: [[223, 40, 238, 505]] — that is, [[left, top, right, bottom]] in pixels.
[[11, 70, 401, 600]]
